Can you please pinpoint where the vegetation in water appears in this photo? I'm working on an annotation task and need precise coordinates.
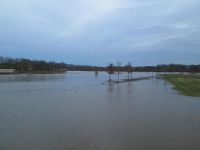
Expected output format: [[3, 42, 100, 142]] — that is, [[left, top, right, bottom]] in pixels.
[[160, 74, 200, 97]]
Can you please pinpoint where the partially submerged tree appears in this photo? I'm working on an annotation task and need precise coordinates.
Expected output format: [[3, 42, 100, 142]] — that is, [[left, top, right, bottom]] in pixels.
[[106, 63, 114, 81], [125, 62, 134, 80], [116, 61, 122, 81]]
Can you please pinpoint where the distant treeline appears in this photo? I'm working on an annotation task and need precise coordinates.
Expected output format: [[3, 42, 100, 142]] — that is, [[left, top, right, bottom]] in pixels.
[[67, 64, 105, 71], [0, 56, 67, 72], [105, 63, 200, 78], [0, 56, 103, 72], [134, 64, 200, 72], [0, 56, 199, 72]]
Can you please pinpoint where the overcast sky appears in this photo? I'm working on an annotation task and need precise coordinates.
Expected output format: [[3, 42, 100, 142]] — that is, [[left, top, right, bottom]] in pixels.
[[0, 0, 199, 66]]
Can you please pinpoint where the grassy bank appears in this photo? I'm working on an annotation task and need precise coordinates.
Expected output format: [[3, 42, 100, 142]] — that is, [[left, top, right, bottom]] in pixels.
[[160, 74, 200, 97]]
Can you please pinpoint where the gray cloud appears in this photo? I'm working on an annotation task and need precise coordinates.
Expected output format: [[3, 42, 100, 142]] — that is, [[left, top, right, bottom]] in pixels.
[[0, 0, 199, 65]]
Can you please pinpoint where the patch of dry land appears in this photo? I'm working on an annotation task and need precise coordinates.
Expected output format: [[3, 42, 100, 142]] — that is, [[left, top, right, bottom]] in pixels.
[[161, 74, 200, 97]]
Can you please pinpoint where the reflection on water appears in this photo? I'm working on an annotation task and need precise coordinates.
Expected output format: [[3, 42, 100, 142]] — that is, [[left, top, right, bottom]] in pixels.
[[0, 74, 67, 82], [0, 71, 200, 150], [94, 71, 99, 77], [127, 81, 133, 94]]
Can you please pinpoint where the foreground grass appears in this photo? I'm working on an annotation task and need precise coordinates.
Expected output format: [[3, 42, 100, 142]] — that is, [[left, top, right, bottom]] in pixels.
[[160, 74, 200, 97]]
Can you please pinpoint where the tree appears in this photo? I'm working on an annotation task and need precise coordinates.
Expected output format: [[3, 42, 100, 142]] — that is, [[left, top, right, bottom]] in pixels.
[[0, 56, 3, 64], [116, 61, 122, 81], [106, 63, 114, 81], [125, 61, 134, 80]]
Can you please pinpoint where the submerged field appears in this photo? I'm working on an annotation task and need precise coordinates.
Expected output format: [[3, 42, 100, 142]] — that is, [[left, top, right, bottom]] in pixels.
[[161, 74, 200, 97], [0, 72, 200, 150]]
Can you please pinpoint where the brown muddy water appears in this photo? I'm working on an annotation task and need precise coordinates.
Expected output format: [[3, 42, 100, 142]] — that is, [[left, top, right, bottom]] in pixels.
[[0, 72, 200, 150]]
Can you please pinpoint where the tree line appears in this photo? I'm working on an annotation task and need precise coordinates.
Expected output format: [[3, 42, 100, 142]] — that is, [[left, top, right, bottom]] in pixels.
[[0, 56, 67, 72], [0, 56, 104, 72], [106, 62, 200, 74], [0, 56, 199, 73], [134, 64, 200, 72]]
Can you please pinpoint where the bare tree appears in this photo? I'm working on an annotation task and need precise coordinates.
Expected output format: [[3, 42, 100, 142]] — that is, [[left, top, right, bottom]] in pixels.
[[106, 63, 114, 81], [129, 61, 134, 78], [116, 61, 121, 81], [0, 56, 3, 64], [125, 61, 134, 80]]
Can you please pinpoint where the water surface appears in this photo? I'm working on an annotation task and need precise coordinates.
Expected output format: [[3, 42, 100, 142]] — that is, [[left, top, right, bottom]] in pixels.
[[0, 72, 200, 150]]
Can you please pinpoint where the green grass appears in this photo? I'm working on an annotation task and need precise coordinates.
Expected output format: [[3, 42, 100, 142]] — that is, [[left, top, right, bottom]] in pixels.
[[160, 74, 200, 97]]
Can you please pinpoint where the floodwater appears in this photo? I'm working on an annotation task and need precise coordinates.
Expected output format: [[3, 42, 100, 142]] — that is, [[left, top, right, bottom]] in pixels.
[[0, 72, 200, 150]]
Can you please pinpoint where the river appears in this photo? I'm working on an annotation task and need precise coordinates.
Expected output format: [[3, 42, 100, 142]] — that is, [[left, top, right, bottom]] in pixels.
[[0, 72, 200, 150]]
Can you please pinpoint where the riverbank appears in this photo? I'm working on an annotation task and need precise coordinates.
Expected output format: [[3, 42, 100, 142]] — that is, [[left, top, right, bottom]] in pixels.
[[160, 74, 200, 97]]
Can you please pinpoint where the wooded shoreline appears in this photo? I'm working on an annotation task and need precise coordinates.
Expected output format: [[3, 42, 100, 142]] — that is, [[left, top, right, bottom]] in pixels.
[[0, 56, 200, 73]]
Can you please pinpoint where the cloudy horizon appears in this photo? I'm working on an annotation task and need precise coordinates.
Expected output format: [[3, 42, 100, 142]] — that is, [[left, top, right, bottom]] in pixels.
[[0, 0, 199, 66]]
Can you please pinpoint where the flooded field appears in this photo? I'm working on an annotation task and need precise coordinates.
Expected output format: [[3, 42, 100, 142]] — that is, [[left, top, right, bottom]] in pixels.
[[0, 72, 200, 150]]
